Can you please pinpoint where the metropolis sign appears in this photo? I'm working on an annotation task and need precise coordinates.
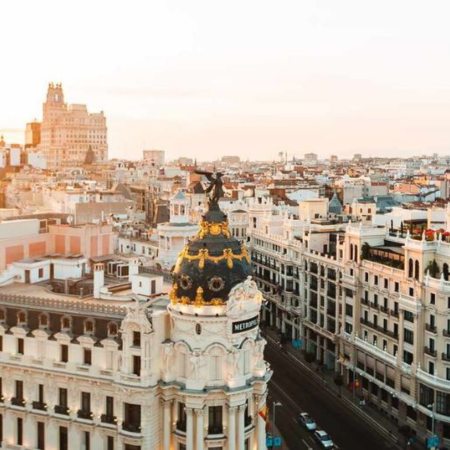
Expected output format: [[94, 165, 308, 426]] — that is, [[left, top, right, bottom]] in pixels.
[[232, 316, 259, 334]]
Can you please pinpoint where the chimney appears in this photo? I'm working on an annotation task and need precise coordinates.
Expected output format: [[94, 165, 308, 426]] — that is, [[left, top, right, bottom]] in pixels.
[[93, 263, 105, 298]]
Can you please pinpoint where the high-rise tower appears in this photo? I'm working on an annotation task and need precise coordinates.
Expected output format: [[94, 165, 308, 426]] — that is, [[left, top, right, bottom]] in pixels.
[[39, 83, 108, 169]]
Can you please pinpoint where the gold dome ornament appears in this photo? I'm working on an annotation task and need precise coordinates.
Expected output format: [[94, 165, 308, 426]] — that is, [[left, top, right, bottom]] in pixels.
[[194, 286, 204, 307]]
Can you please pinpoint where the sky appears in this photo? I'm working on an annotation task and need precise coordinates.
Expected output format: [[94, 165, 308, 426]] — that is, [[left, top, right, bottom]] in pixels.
[[1, 0, 450, 161]]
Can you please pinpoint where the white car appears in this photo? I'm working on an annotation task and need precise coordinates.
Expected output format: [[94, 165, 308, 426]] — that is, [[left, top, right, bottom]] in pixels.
[[297, 412, 317, 431], [314, 430, 334, 448]]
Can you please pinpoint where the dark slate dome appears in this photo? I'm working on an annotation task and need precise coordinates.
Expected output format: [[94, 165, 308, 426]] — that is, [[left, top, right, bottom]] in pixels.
[[171, 206, 252, 306]]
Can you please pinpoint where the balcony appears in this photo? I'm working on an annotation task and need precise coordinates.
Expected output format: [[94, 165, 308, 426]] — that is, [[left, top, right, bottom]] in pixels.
[[444, 329, 450, 337], [390, 310, 399, 318], [425, 324, 437, 334], [77, 409, 93, 420], [424, 347, 437, 357], [380, 305, 389, 314], [122, 422, 141, 433], [11, 397, 25, 407], [55, 405, 69, 415], [442, 353, 450, 362], [361, 298, 369, 306], [101, 414, 117, 425], [32, 401, 47, 411]]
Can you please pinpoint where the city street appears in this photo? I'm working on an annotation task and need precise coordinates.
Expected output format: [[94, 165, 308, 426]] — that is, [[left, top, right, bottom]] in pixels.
[[265, 338, 400, 450]]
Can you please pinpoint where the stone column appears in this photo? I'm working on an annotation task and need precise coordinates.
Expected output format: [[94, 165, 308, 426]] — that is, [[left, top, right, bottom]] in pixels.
[[237, 405, 246, 450], [163, 401, 172, 450], [195, 408, 204, 450], [186, 407, 194, 450], [228, 406, 236, 450]]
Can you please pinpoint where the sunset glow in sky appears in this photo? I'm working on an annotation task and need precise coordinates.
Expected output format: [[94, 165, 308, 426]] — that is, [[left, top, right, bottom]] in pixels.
[[1, 0, 450, 161]]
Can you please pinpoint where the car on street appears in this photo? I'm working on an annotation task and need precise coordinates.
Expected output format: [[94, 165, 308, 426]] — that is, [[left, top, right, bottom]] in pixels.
[[314, 430, 334, 448], [297, 412, 317, 431]]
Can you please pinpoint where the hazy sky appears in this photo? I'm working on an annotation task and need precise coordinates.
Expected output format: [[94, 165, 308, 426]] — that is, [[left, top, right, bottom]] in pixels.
[[1, 0, 450, 161]]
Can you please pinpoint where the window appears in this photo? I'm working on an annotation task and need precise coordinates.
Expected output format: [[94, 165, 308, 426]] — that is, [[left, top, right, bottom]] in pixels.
[[384, 279, 389, 289], [374, 275, 379, 285], [15, 380, 23, 401], [17, 417, 23, 445], [81, 392, 91, 413], [17, 338, 24, 355], [59, 426, 68, 450], [208, 406, 223, 434], [403, 350, 413, 365], [59, 388, 68, 407], [394, 282, 399, 293], [39, 314, 48, 328], [107, 436, 114, 450], [106, 396, 114, 417], [345, 304, 353, 317], [108, 323, 118, 336], [61, 344, 69, 363], [124, 403, 141, 433], [133, 356, 141, 376], [61, 317, 71, 330], [364, 272, 369, 282], [431, 293, 436, 305], [38, 268, 44, 278], [83, 431, 90, 450], [38, 384, 44, 403], [0, 336, 2, 351], [404, 329, 414, 345], [132, 331, 141, 347], [429, 361, 435, 375], [84, 349, 92, 366], [84, 320, 94, 334], [404, 311, 414, 323], [37, 422, 45, 450]]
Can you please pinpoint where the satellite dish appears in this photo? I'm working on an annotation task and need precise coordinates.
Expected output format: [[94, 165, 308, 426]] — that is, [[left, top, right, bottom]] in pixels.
[[67, 215, 74, 225]]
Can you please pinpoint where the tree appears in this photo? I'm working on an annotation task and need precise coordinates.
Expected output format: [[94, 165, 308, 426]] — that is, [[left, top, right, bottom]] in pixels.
[[334, 373, 344, 397], [427, 259, 440, 278]]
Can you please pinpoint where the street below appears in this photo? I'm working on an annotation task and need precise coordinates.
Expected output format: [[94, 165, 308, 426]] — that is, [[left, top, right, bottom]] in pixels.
[[265, 337, 400, 450]]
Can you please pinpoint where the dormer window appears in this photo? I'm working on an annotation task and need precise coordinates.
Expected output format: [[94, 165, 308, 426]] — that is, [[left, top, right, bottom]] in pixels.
[[108, 323, 118, 337], [84, 320, 95, 335], [17, 311, 27, 326], [39, 314, 49, 328], [61, 316, 71, 331]]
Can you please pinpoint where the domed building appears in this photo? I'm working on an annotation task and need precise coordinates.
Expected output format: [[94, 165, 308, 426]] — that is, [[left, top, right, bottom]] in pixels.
[[160, 174, 271, 450]]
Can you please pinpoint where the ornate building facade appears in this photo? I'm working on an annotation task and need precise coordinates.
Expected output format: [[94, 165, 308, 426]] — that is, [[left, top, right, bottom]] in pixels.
[[39, 83, 108, 169], [0, 186, 270, 449]]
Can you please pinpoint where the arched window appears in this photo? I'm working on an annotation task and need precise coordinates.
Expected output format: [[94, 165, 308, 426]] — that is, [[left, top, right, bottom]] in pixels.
[[415, 260, 420, 281], [39, 313, 49, 328], [17, 311, 27, 325], [408, 258, 414, 278], [444, 263, 449, 281], [84, 319, 95, 334], [61, 316, 71, 330], [108, 322, 118, 336]]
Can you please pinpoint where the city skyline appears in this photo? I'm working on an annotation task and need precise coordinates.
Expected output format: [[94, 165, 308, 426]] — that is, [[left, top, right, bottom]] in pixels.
[[2, 1, 450, 162]]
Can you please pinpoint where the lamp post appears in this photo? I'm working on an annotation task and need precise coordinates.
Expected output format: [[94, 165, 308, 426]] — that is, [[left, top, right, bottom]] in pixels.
[[272, 401, 282, 449]]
